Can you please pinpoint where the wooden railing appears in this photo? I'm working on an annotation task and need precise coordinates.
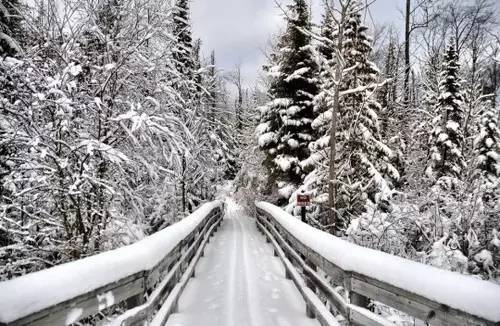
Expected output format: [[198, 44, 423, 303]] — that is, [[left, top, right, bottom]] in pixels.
[[256, 202, 500, 326], [0, 201, 224, 326]]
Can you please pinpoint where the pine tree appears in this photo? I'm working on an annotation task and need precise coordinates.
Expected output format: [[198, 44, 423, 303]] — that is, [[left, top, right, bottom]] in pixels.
[[422, 55, 442, 114], [303, 0, 399, 230], [336, 3, 399, 223], [256, 0, 319, 200], [205, 51, 218, 122], [318, 4, 336, 62], [0, 0, 22, 56], [299, 3, 338, 223], [313, 3, 337, 134], [474, 103, 500, 184], [203, 51, 238, 180], [378, 33, 400, 138], [426, 43, 466, 188], [172, 0, 194, 80]]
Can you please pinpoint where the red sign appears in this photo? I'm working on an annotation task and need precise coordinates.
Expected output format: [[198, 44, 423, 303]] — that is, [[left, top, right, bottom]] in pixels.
[[297, 194, 311, 207]]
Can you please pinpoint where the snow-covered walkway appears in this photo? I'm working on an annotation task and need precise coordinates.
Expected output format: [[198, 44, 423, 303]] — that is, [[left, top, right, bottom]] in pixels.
[[165, 198, 319, 326]]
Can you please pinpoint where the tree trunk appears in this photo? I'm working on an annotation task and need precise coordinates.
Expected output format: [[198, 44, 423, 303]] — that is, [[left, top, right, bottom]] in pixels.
[[492, 48, 498, 114], [328, 6, 346, 234], [464, 44, 479, 137], [404, 0, 411, 106]]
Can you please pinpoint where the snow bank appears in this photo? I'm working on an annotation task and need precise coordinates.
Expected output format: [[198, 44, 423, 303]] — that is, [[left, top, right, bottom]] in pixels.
[[256, 202, 500, 322], [0, 201, 222, 324]]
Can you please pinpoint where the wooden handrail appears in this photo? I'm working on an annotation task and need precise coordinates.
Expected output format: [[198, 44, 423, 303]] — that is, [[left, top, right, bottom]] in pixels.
[[256, 202, 500, 326], [0, 201, 224, 326]]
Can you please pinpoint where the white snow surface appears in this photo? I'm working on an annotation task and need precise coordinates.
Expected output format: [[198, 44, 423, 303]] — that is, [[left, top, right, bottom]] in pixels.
[[256, 202, 500, 322], [166, 198, 319, 326], [0, 201, 222, 324]]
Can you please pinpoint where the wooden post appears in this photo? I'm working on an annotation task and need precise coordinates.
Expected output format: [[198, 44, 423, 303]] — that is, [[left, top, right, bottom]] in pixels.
[[305, 259, 317, 319], [300, 206, 306, 223], [344, 272, 370, 325], [181, 153, 186, 213]]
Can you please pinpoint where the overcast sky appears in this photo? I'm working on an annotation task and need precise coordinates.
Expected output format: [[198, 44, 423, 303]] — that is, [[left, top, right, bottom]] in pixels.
[[191, 1, 407, 89]]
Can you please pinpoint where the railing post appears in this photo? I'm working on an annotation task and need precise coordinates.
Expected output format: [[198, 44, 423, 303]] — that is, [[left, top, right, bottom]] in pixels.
[[213, 211, 219, 233], [265, 215, 272, 243], [257, 214, 264, 235], [304, 258, 317, 319], [344, 272, 370, 325]]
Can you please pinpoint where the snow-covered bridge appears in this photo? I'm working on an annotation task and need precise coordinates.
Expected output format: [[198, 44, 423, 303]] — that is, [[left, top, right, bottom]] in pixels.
[[0, 199, 500, 326]]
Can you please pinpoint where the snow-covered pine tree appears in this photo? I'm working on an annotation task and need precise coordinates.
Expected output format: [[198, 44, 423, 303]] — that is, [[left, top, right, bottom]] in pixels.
[[172, 0, 195, 80], [257, 0, 319, 202], [303, 0, 399, 232], [317, 3, 336, 62], [202, 51, 238, 180], [206, 51, 218, 116], [474, 103, 500, 185], [426, 42, 467, 189], [299, 3, 338, 224], [471, 103, 500, 278], [170, 0, 218, 214], [421, 55, 442, 115], [192, 38, 205, 91], [404, 53, 443, 186], [313, 2, 337, 134], [0, 0, 22, 56], [378, 33, 400, 139], [335, 1, 399, 227]]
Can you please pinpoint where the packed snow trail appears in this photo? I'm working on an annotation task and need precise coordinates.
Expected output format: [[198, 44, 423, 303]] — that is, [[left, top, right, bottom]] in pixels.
[[165, 198, 319, 326]]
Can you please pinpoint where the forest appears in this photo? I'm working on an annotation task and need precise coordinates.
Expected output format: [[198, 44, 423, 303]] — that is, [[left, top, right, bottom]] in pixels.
[[0, 0, 499, 289], [249, 0, 500, 283]]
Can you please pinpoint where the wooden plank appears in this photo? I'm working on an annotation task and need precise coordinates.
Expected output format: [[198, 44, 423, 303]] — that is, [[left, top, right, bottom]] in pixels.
[[349, 305, 394, 326], [350, 274, 494, 326]]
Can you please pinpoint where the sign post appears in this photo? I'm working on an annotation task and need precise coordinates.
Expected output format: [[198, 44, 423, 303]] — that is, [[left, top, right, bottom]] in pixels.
[[296, 190, 311, 223]]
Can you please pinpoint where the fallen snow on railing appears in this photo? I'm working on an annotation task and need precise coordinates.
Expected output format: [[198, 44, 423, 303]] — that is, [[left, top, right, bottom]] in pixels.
[[256, 201, 500, 322], [0, 201, 222, 324]]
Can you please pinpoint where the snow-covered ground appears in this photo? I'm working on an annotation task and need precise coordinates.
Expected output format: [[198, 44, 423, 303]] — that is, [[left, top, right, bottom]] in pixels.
[[166, 198, 319, 326]]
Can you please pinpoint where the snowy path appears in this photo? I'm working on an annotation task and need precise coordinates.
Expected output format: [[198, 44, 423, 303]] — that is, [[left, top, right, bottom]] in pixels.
[[165, 198, 319, 326]]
